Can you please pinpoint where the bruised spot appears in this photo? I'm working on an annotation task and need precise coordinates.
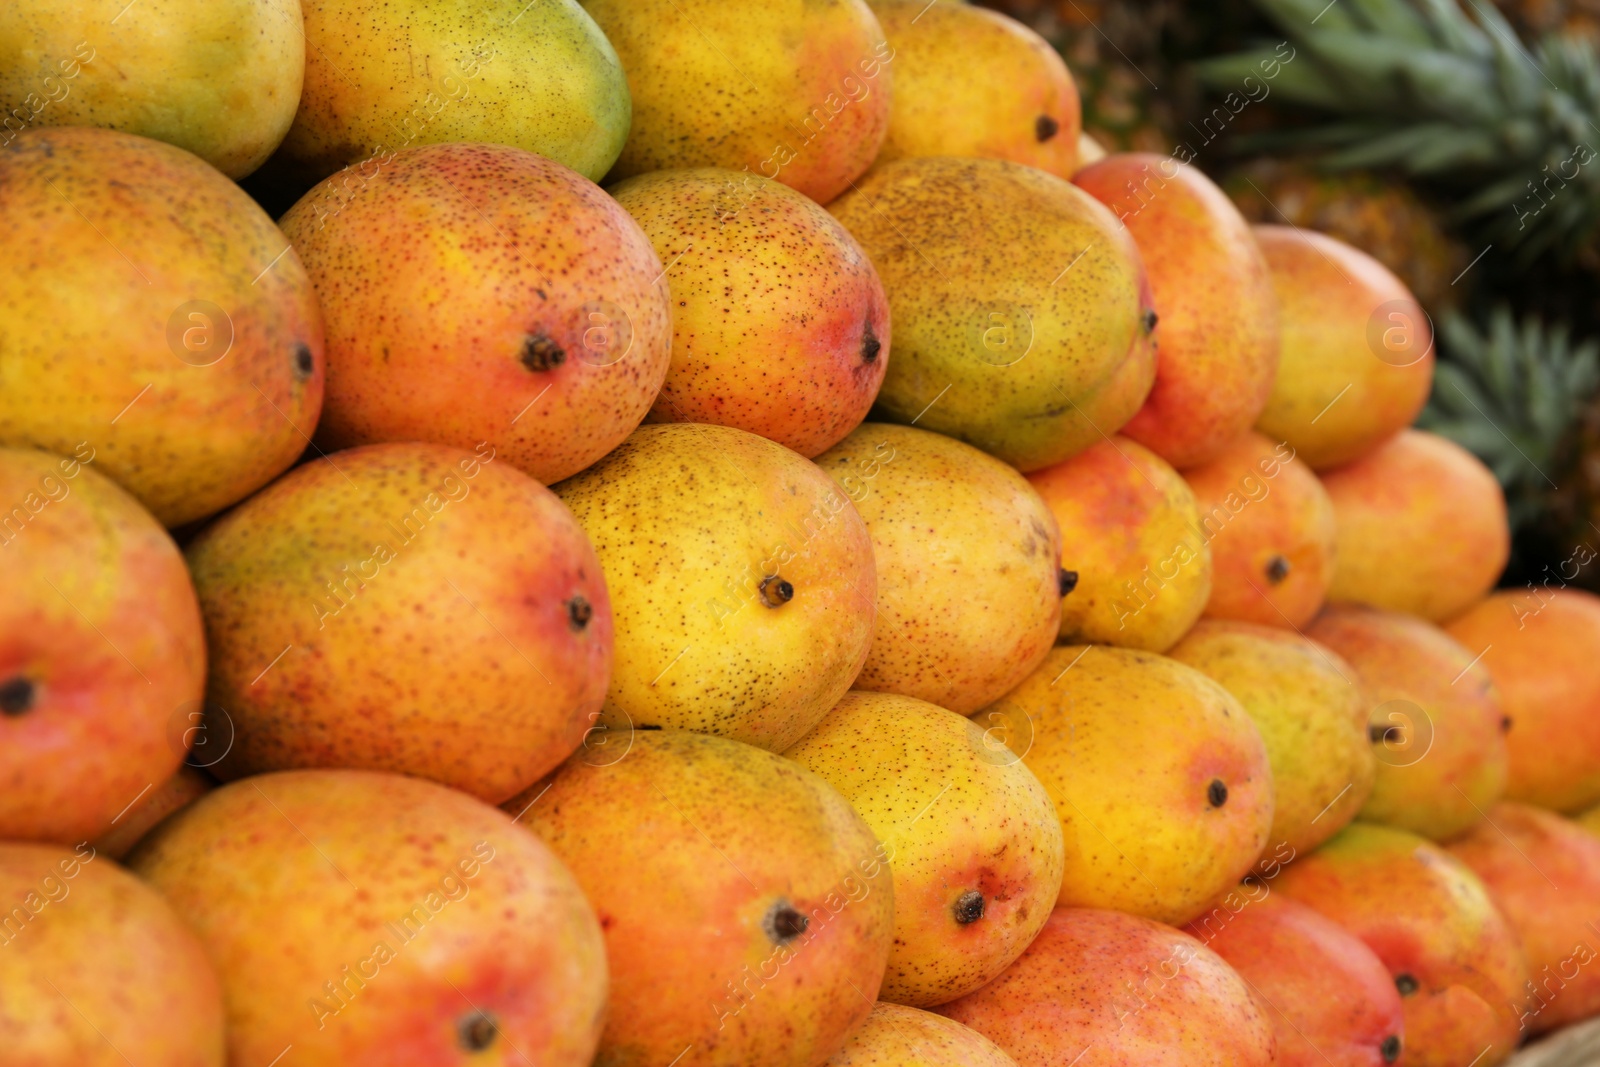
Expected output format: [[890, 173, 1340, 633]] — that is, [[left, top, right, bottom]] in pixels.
[[1500, 715, 1513, 733], [293, 342, 315, 378], [0, 677, 34, 716], [1059, 569, 1079, 597], [1034, 114, 1060, 142], [1381, 1035, 1401, 1063], [953, 890, 985, 925], [567, 595, 593, 631], [759, 575, 795, 608], [457, 1010, 498, 1052], [1370, 723, 1401, 744], [764, 899, 809, 945], [1395, 973, 1419, 996], [860, 321, 881, 365], [1207, 779, 1228, 808], [1142, 308, 1159, 335], [1265, 555, 1291, 584], [521, 332, 566, 372]]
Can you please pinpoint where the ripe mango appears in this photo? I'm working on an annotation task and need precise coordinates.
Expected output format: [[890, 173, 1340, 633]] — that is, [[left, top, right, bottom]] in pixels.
[[1324, 430, 1509, 622], [825, 1002, 1019, 1067], [0, 128, 324, 527], [516, 730, 894, 1067], [982, 646, 1274, 925], [815, 423, 1061, 713], [830, 156, 1155, 472], [555, 423, 876, 750], [611, 167, 888, 457], [281, 142, 672, 486], [784, 691, 1064, 1007]]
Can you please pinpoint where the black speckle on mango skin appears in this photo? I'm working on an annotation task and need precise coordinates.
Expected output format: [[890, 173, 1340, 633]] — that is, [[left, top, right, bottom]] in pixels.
[[1035, 115, 1059, 142], [0, 677, 36, 717]]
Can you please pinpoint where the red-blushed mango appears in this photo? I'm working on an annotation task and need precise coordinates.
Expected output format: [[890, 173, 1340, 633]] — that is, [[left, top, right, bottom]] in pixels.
[[1169, 620, 1374, 862], [1323, 430, 1509, 622], [815, 423, 1061, 714], [1307, 605, 1508, 841], [824, 1002, 1020, 1067], [0, 842, 224, 1066], [1447, 803, 1600, 1034], [1185, 432, 1336, 628], [981, 646, 1274, 926], [185, 442, 611, 804], [1027, 435, 1212, 653], [868, 1, 1080, 178], [1274, 824, 1529, 1067], [581, 0, 891, 204], [91, 766, 214, 860], [1074, 154, 1280, 468], [830, 156, 1155, 472], [131, 770, 607, 1067], [610, 168, 888, 457], [936, 907, 1277, 1067], [1253, 226, 1434, 470], [1185, 893, 1405, 1067], [784, 692, 1064, 1007], [555, 423, 876, 750], [0, 128, 324, 527], [280, 142, 672, 486], [1445, 590, 1600, 813], [513, 730, 894, 1067], [0, 447, 204, 844]]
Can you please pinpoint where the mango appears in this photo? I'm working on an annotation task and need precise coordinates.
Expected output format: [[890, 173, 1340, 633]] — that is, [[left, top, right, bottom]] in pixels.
[[1324, 430, 1509, 622], [868, 1, 1080, 178], [1275, 824, 1528, 1067], [1253, 226, 1434, 470], [1185, 893, 1405, 1067], [1027, 435, 1212, 652], [1169, 620, 1375, 861], [1074, 154, 1280, 468], [0, 447, 204, 844], [91, 767, 214, 861], [1185, 431, 1336, 629], [937, 907, 1277, 1067], [272, 0, 628, 187], [1445, 589, 1600, 813], [1, 842, 224, 1066], [555, 423, 876, 750], [825, 1002, 1019, 1067], [281, 141, 671, 487], [815, 423, 1061, 713], [515, 730, 894, 1067], [1307, 605, 1508, 841], [1447, 802, 1600, 1034], [784, 691, 1064, 1007], [582, 0, 889, 204], [982, 645, 1274, 925], [185, 442, 611, 803], [0, 128, 324, 527], [610, 167, 888, 457], [829, 156, 1155, 471], [131, 770, 607, 1067], [0, 0, 302, 177]]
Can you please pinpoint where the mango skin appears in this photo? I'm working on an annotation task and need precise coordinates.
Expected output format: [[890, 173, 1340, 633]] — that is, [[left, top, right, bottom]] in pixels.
[[0, 0, 303, 178], [274, 0, 628, 186], [1253, 226, 1434, 470], [830, 156, 1155, 472], [1170, 620, 1375, 863], [185, 442, 612, 804], [582, 0, 890, 205], [1184, 893, 1405, 1067], [0, 448, 204, 845], [1447, 802, 1600, 1034], [517, 730, 894, 1067], [281, 142, 671, 486], [611, 167, 889, 457], [784, 692, 1065, 1007], [1185, 432, 1336, 629], [1027, 435, 1212, 652], [1307, 605, 1508, 842], [868, 1, 1080, 179], [91, 766, 214, 861], [1324, 430, 1510, 623], [815, 423, 1061, 714], [824, 1002, 1019, 1067], [982, 646, 1274, 926], [131, 770, 608, 1067], [1274, 824, 1529, 1067], [936, 907, 1277, 1067], [0, 843, 225, 1066], [1446, 590, 1600, 813], [1074, 154, 1281, 468], [0, 128, 325, 527], [555, 423, 876, 751]]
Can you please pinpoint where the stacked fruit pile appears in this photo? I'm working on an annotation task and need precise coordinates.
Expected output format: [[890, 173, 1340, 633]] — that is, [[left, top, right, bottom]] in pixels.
[[3, 2, 1599, 1066]]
